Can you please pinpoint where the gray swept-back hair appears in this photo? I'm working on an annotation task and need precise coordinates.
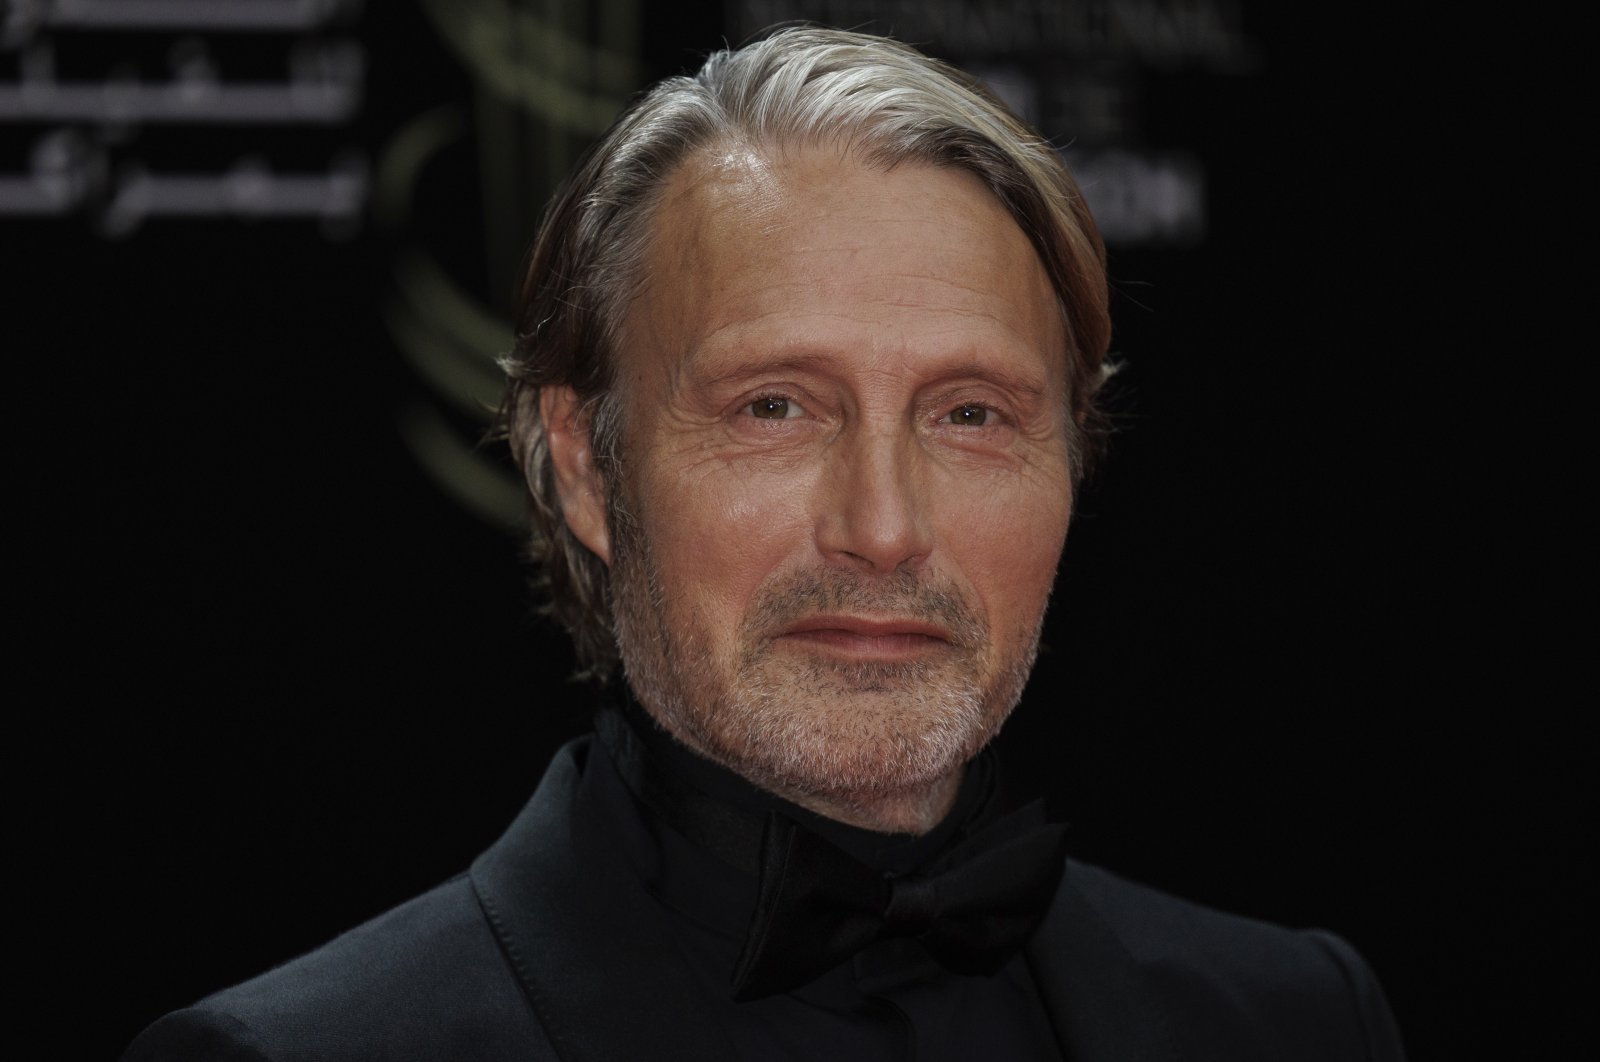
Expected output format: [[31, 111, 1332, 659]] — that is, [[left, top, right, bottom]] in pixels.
[[501, 26, 1112, 679]]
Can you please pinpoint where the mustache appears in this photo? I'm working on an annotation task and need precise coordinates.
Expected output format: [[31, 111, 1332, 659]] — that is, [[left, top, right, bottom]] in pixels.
[[745, 567, 986, 649]]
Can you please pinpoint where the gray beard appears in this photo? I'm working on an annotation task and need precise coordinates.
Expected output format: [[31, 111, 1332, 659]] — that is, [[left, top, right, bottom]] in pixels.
[[607, 495, 1044, 812]]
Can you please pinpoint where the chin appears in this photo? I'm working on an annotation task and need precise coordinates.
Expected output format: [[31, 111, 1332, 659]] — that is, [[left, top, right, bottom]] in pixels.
[[694, 663, 1007, 801], [608, 532, 1042, 822]]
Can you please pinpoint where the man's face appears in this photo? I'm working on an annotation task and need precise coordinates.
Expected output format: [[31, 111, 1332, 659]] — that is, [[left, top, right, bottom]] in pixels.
[[599, 145, 1073, 830]]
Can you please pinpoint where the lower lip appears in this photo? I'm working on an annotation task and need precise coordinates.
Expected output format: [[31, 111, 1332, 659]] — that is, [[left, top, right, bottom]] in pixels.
[[776, 628, 950, 662]]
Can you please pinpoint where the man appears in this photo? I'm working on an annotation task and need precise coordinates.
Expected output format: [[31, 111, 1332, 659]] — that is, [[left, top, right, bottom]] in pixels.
[[126, 28, 1405, 1061]]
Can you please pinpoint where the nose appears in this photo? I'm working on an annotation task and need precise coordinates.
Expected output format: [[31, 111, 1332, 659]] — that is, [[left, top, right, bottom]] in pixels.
[[815, 423, 933, 575]]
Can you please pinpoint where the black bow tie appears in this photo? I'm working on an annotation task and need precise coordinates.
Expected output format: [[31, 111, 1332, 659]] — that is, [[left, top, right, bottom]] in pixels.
[[731, 803, 1070, 1001]]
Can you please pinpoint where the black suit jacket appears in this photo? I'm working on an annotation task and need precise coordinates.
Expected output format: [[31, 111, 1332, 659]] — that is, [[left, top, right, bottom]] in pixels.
[[125, 738, 1405, 1060]]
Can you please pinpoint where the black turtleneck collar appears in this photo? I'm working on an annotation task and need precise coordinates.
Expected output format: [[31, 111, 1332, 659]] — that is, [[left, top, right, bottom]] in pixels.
[[573, 683, 1068, 1061], [593, 684, 1003, 880]]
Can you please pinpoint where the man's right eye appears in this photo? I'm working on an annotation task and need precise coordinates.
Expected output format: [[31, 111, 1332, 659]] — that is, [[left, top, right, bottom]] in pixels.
[[749, 396, 796, 419]]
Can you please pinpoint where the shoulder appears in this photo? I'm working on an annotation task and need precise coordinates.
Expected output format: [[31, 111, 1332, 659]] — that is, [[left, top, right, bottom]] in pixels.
[[122, 875, 558, 1062], [1063, 858, 1350, 974], [1035, 859, 1406, 1062]]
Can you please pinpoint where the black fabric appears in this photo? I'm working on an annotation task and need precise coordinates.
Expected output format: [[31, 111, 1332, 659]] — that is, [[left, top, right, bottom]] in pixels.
[[730, 800, 1069, 999], [593, 700, 767, 872], [122, 734, 1409, 1062], [592, 692, 995, 875], [121, 874, 561, 1062], [589, 698, 1068, 1059], [594, 696, 1069, 1004], [469, 739, 737, 1061]]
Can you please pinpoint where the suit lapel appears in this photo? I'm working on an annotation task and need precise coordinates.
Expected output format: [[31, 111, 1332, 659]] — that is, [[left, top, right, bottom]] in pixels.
[[1026, 862, 1185, 1062], [470, 738, 736, 1061], [475, 742, 1184, 1062]]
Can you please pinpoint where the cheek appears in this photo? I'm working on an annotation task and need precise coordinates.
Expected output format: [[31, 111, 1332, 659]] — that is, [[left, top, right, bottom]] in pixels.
[[947, 482, 1071, 620], [637, 461, 818, 619]]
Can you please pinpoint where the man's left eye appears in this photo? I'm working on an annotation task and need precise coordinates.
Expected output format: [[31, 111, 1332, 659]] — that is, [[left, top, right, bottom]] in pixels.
[[946, 404, 989, 426], [749, 396, 799, 419]]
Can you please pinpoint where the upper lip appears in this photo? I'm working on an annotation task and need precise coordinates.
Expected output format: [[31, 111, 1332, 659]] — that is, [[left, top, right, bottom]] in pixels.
[[779, 615, 952, 641]]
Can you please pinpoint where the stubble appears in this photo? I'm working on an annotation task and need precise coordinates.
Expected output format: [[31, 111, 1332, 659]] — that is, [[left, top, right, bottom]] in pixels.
[[608, 493, 1045, 825]]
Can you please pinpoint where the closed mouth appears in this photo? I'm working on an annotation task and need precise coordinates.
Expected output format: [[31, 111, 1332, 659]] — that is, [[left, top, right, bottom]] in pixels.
[[774, 616, 954, 660]]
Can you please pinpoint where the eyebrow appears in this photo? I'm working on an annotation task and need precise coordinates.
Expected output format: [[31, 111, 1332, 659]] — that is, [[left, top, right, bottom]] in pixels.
[[929, 359, 1050, 398]]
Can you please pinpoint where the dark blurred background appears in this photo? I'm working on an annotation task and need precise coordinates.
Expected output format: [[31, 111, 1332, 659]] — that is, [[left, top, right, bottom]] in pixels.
[[6, 2, 1582, 1057]]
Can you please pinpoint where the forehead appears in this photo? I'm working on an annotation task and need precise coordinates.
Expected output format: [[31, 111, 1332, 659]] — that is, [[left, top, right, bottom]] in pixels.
[[625, 142, 1066, 386]]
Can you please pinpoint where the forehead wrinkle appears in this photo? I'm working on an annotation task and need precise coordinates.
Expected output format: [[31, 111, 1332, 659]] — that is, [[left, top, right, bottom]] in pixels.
[[626, 153, 781, 399], [634, 144, 1067, 406], [695, 301, 1060, 385], [639, 144, 788, 306], [699, 268, 1045, 326]]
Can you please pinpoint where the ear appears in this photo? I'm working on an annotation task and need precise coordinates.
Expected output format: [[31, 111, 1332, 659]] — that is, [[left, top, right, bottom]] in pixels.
[[540, 386, 612, 566]]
